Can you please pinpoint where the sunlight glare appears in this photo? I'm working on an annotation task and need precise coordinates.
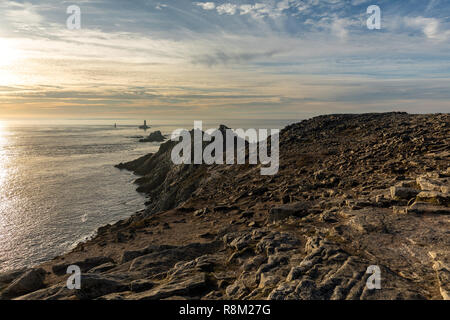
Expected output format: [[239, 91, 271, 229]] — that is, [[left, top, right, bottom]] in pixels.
[[0, 38, 20, 67], [0, 121, 9, 204], [0, 38, 22, 86]]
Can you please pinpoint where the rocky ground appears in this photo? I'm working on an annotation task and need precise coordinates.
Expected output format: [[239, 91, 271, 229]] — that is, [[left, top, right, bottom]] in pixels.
[[0, 112, 448, 300]]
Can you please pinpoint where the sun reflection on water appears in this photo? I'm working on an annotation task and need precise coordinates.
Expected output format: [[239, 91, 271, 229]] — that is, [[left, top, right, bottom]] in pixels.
[[0, 123, 160, 272], [0, 121, 8, 186], [0, 121, 10, 253]]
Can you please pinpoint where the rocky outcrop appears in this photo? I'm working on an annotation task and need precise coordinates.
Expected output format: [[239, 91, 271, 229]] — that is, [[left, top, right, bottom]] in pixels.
[[139, 131, 166, 143], [2, 112, 449, 300], [116, 125, 251, 214], [116, 131, 208, 214], [0, 268, 46, 299], [391, 172, 450, 215], [52, 256, 114, 275]]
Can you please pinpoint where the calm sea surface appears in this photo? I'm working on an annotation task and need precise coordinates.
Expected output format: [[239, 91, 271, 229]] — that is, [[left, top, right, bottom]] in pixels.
[[0, 119, 293, 272]]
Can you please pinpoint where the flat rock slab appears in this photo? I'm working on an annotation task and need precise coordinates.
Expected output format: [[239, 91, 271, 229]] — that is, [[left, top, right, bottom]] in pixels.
[[127, 273, 207, 300], [408, 202, 450, 215], [269, 202, 311, 222]]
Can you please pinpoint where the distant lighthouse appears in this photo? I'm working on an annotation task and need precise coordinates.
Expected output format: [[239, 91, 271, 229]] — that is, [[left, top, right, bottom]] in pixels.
[[139, 120, 150, 130]]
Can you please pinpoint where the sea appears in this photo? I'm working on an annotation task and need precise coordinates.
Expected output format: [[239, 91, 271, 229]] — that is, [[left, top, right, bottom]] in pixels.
[[0, 119, 293, 273]]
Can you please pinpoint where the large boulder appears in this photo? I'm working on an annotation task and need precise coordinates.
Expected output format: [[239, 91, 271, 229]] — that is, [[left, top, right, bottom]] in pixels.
[[74, 274, 129, 300], [0, 268, 27, 289], [52, 256, 114, 275], [390, 186, 419, 200], [0, 268, 46, 299]]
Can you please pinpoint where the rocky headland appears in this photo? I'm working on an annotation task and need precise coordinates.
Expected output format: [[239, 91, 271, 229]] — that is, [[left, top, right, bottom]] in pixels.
[[1, 112, 448, 300], [139, 130, 167, 143]]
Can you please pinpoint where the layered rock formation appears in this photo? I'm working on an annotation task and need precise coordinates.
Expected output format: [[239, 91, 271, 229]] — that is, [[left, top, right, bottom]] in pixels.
[[139, 131, 167, 143], [1, 112, 449, 300]]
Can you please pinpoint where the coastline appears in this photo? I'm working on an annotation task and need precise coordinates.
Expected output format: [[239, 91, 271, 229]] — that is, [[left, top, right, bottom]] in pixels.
[[1, 112, 449, 300], [0, 124, 149, 274]]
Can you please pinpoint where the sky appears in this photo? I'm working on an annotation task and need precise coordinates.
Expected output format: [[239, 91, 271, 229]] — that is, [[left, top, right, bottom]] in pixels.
[[0, 0, 449, 120]]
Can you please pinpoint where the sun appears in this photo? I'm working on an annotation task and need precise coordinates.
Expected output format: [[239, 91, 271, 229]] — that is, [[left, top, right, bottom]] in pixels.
[[0, 38, 23, 86], [0, 38, 20, 68]]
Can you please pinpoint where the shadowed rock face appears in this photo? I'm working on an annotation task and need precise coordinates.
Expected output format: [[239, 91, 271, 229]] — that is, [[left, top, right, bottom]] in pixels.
[[0, 268, 46, 299], [116, 125, 251, 214], [139, 131, 166, 143], [1, 112, 449, 300]]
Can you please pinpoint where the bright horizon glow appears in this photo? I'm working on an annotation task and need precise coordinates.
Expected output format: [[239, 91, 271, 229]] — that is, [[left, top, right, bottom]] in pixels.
[[0, 38, 19, 68], [0, 38, 22, 86]]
